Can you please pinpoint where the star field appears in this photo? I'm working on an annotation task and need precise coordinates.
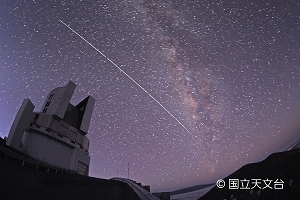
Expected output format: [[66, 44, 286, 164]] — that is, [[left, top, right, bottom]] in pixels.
[[1, 0, 300, 192]]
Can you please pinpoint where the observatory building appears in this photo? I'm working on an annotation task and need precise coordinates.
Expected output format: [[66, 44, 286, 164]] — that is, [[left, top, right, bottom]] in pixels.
[[6, 81, 95, 175]]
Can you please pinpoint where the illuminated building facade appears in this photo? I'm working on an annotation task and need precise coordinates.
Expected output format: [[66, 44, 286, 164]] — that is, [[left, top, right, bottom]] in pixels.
[[6, 81, 95, 175]]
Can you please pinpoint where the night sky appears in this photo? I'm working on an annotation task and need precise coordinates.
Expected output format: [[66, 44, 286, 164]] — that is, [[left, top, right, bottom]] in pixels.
[[1, 0, 300, 192]]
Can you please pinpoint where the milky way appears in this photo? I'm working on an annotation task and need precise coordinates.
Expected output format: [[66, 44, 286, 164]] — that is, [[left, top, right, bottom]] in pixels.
[[1, 0, 300, 192]]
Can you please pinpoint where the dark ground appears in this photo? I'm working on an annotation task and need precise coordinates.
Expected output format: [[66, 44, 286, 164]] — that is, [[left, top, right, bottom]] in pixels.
[[170, 183, 214, 196], [199, 148, 300, 200], [0, 159, 140, 200]]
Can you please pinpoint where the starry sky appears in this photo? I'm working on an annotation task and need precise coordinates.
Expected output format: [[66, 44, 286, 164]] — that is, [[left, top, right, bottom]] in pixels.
[[1, 0, 300, 192]]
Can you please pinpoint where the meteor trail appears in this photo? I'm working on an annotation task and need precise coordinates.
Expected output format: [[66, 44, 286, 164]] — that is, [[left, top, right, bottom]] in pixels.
[[59, 20, 191, 134]]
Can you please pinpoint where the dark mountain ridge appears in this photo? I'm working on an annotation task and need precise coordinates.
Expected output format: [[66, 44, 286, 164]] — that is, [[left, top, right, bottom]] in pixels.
[[200, 148, 300, 200]]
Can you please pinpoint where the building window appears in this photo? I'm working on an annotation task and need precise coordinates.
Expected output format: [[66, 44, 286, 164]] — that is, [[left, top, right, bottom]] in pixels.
[[48, 94, 54, 100], [43, 94, 54, 113], [45, 101, 50, 107], [33, 114, 40, 124]]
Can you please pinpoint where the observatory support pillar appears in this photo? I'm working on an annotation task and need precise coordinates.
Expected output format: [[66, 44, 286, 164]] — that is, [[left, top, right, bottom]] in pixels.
[[6, 99, 35, 150]]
